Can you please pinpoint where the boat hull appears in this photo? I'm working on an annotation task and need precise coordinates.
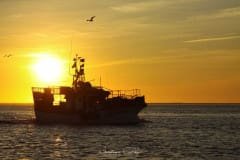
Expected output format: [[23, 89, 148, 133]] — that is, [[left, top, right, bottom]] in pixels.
[[35, 105, 145, 125]]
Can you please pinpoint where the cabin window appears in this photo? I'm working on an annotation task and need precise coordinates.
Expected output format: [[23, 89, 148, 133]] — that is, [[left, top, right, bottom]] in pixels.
[[53, 94, 66, 106]]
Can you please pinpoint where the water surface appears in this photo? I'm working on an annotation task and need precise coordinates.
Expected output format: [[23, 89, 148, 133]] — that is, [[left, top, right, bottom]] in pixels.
[[0, 103, 239, 159]]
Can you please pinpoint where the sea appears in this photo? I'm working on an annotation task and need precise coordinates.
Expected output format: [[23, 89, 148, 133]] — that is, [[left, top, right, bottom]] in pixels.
[[0, 103, 239, 160]]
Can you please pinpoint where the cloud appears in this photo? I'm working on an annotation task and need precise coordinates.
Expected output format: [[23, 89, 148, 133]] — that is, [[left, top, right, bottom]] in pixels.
[[215, 7, 240, 18], [8, 14, 24, 19], [111, 0, 201, 13], [189, 6, 240, 20], [111, 1, 165, 13], [184, 35, 240, 43], [87, 52, 208, 68], [111, 0, 213, 13], [89, 56, 180, 68]]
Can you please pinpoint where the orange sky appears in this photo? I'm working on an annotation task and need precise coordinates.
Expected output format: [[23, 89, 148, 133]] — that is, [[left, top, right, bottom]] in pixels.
[[0, 0, 240, 103]]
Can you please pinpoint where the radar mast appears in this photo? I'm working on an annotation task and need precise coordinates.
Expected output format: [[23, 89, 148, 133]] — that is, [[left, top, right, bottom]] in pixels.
[[72, 54, 85, 88]]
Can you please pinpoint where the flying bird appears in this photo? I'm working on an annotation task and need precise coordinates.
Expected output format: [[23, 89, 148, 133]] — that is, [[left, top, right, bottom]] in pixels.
[[3, 54, 12, 58], [86, 16, 96, 22]]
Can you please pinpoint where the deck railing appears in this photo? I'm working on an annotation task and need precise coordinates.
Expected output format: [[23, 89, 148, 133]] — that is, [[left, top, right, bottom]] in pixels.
[[32, 87, 60, 94], [32, 87, 142, 99], [108, 89, 141, 99]]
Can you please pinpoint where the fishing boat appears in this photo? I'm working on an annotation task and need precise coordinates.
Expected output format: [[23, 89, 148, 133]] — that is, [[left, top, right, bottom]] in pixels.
[[32, 55, 147, 124]]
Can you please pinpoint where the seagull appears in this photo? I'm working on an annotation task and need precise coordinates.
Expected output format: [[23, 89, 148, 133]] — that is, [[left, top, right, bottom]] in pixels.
[[3, 54, 12, 58], [86, 16, 96, 22]]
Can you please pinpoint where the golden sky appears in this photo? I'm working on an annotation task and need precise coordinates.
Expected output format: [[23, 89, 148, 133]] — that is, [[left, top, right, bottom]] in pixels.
[[0, 0, 240, 103]]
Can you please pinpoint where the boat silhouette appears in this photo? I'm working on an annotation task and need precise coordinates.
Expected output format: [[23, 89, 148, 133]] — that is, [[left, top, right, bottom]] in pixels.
[[32, 55, 147, 124]]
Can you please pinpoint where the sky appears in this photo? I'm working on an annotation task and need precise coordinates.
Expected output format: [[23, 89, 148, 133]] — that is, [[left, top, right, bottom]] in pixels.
[[0, 0, 240, 103]]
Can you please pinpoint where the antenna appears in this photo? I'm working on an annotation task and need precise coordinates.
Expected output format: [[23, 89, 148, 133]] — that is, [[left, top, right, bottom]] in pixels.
[[68, 36, 73, 76]]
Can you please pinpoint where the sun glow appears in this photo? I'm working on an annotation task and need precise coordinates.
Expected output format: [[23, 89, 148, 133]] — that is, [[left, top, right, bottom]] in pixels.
[[32, 54, 64, 84]]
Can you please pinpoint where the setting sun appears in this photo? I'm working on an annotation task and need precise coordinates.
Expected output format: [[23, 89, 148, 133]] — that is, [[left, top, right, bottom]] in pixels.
[[32, 54, 64, 85]]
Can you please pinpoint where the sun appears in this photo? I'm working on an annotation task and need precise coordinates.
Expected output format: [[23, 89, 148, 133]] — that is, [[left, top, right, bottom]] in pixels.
[[32, 54, 64, 85]]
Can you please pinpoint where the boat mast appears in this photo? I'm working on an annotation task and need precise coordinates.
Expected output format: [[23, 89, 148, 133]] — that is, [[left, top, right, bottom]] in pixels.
[[72, 54, 85, 88]]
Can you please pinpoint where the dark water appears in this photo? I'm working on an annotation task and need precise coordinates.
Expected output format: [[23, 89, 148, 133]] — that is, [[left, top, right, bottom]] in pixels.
[[0, 104, 240, 160]]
